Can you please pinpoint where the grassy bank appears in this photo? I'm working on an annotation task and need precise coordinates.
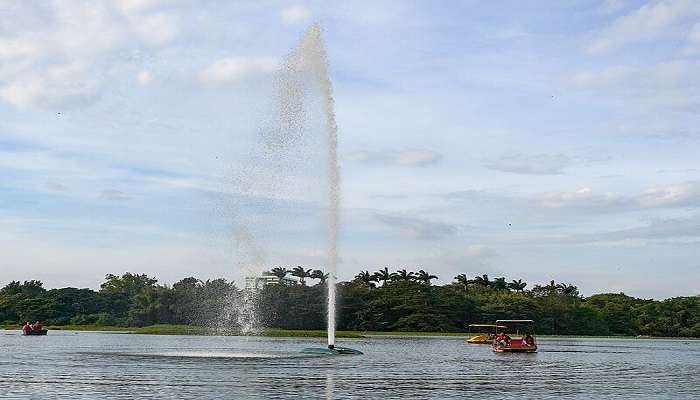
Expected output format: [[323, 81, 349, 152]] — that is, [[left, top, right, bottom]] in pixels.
[[4, 324, 697, 340], [6, 324, 362, 337]]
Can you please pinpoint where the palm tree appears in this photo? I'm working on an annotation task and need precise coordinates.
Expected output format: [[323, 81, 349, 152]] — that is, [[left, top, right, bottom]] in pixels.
[[353, 271, 375, 287], [508, 279, 527, 292], [372, 267, 391, 287], [491, 277, 509, 291], [310, 269, 328, 284], [453, 274, 470, 291], [473, 274, 490, 287], [390, 269, 415, 282], [416, 270, 438, 285], [291, 266, 312, 285], [557, 283, 579, 297], [269, 267, 288, 280]]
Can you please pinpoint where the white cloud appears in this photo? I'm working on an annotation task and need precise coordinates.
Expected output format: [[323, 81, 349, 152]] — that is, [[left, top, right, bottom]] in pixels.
[[0, 222, 227, 290], [485, 153, 570, 175], [0, 38, 37, 60], [345, 148, 442, 167], [685, 22, 700, 53], [133, 12, 180, 46], [281, 5, 311, 25], [600, 0, 628, 14], [569, 60, 700, 117], [571, 65, 634, 87], [375, 213, 457, 240], [638, 182, 700, 207], [117, 0, 176, 14], [585, 0, 700, 54], [199, 56, 279, 84], [0, 1, 182, 110], [558, 214, 700, 244], [100, 189, 130, 201], [0, 79, 42, 108], [464, 244, 494, 257], [538, 182, 700, 210], [539, 187, 628, 209], [137, 70, 153, 85], [46, 182, 69, 192], [395, 149, 442, 166], [0, 62, 100, 109]]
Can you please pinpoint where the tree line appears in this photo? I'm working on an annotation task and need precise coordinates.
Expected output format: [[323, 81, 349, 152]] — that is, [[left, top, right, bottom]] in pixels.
[[1, 269, 698, 337]]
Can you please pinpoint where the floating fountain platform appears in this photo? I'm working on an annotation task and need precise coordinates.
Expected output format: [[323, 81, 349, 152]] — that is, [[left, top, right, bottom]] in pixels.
[[301, 345, 363, 355]]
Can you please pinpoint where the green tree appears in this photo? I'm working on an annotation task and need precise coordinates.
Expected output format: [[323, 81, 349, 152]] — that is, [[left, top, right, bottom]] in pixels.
[[416, 270, 438, 285], [353, 271, 376, 287], [453, 274, 470, 291], [473, 274, 490, 287], [491, 277, 509, 291], [99, 273, 158, 324], [372, 267, 391, 287], [270, 267, 289, 281], [391, 269, 415, 282], [310, 269, 328, 284], [508, 279, 527, 292], [290, 266, 312, 286]]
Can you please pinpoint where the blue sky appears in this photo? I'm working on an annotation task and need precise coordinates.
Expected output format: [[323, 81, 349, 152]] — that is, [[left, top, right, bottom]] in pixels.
[[1, 0, 699, 298]]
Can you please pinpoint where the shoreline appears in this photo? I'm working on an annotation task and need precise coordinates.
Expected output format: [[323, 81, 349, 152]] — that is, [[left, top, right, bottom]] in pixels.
[[2, 324, 698, 340]]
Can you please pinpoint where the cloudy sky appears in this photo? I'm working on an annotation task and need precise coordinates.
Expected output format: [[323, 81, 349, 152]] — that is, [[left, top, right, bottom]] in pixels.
[[1, 0, 699, 299]]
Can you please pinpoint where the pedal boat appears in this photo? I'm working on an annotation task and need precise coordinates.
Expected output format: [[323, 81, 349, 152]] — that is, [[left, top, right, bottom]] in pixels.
[[492, 320, 537, 353], [23, 329, 48, 336]]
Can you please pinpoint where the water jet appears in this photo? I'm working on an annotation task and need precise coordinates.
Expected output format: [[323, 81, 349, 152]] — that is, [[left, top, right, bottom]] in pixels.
[[291, 24, 361, 356]]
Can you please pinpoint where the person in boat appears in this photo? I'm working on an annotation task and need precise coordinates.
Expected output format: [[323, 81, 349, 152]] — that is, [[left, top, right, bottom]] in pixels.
[[522, 334, 534, 347], [22, 322, 31, 334], [496, 332, 511, 347], [32, 321, 42, 330]]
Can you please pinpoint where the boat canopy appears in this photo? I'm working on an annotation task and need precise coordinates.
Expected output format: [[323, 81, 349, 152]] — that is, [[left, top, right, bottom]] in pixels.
[[468, 324, 506, 328], [495, 320, 534, 324]]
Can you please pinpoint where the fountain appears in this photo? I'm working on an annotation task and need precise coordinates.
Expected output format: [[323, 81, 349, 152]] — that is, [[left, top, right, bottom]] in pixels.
[[287, 24, 360, 355], [228, 24, 360, 354]]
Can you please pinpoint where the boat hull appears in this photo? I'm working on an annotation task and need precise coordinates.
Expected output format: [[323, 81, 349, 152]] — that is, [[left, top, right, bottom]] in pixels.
[[300, 347, 363, 355], [23, 329, 47, 336], [493, 346, 537, 353], [466, 334, 490, 344]]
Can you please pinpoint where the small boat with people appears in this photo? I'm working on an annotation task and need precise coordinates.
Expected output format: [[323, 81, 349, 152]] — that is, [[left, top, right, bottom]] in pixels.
[[465, 324, 505, 344], [21, 321, 47, 336], [492, 319, 537, 353]]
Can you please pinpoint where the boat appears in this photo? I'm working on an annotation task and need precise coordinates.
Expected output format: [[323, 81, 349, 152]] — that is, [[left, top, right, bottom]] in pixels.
[[465, 324, 505, 344], [492, 320, 537, 353], [23, 329, 48, 336]]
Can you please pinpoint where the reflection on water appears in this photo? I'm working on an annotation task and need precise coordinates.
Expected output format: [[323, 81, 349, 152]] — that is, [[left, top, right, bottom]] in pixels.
[[1, 331, 699, 399], [325, 368, 334, 400]]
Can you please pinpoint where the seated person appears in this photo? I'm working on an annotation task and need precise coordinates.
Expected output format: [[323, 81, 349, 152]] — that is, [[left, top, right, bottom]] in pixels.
[[22, 322, 31, 334], [495, 332, 510, 347], [523, 334, 534, 346], [32, 321, 42, 330]]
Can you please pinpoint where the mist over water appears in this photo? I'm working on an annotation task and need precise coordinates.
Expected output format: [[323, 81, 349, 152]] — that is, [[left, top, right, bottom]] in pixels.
[[223, 25, 339, 340]]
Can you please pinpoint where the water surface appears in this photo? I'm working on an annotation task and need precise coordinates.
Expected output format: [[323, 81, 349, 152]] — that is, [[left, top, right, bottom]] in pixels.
[[1, 331, 698, 399]]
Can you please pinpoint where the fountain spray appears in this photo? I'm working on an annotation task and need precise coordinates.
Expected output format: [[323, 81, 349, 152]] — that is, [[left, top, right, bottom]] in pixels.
[[298, 25, 360, 355]]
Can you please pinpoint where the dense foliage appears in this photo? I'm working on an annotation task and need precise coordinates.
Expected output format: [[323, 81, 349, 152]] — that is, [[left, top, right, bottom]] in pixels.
[[1, 270, 699, 337]]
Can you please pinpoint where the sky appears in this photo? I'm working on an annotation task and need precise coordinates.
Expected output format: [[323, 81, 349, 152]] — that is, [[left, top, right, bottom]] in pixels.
[[1, 0, 699, 299]]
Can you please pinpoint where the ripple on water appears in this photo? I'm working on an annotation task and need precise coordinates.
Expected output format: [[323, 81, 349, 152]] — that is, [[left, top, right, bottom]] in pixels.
[[0, 335, 698, 399]]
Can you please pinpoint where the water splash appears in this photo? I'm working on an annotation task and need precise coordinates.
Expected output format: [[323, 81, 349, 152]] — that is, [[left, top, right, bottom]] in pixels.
[[297, 24, 339, 347], [227, 24, 339, 344]]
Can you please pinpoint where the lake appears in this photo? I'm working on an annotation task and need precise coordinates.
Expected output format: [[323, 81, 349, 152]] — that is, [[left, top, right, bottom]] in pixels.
[[1, 331, 698, 399]]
